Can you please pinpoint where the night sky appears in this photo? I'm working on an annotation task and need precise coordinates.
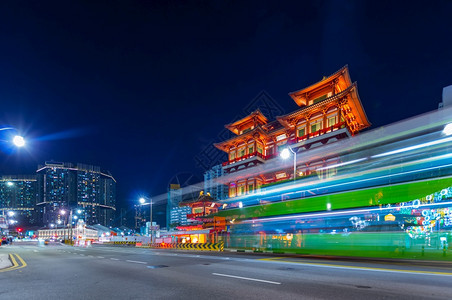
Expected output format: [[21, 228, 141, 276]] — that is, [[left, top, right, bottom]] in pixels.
[[1, 1, 451, 212]]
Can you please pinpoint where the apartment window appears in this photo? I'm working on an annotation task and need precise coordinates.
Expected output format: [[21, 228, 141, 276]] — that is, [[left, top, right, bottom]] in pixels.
[[297, 126, 306, 137], [310, 121, 322, 133], [328, 116, 337, 127]]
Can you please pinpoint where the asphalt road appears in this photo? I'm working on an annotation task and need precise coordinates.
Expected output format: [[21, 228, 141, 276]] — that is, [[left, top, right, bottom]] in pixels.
[[1, 241, 452, 300]]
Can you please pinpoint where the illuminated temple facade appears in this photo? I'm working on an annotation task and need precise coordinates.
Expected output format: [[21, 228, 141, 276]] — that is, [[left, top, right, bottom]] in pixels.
[[214, 66, 371, 198]]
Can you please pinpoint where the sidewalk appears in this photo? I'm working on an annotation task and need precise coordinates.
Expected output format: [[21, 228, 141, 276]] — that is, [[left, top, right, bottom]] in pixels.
[[0, 253, 12, 269]]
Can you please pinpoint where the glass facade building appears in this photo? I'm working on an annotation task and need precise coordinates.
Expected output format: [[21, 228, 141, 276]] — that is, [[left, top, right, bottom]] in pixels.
[[0, 175, 39, 225], [36, 162, 116, 227]]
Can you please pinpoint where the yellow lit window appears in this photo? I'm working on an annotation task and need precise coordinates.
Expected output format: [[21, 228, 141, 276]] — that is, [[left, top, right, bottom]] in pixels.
[[328, 116, 337, 127], [310, 121, 322, 133], [237, 185, 245, 196], [257, 144, 263, 154], [229, 152, 235, 160], [238, 148, 245, 157], [229, 185, 236, 197], [297, 127, 306, 137], [248, 145, 254, 154]]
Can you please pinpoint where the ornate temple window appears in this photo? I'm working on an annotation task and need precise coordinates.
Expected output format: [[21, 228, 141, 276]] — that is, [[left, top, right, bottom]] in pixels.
[[229, 183, 236, 198], [310, 119, 323, 133], [257, 143, 263, 155], [297, 125, 306, 137], [309, 94, 327, 106], [247, 181, 254, 193], [237, 183, 246, 196], [238, 147, 246, 158], [229, 151, 236, 161], [328, 115, 337, 127], [248, 144, 254, 155]]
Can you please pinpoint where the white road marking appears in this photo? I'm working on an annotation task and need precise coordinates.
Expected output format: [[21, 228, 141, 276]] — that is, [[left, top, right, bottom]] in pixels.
[[97, 256, 104, 259], [212, 273, 281, 285], [88, 255, 94, 257], [126, 260, 147, 264], [110, 258, 119, 261], [33, 250, 38, 253]]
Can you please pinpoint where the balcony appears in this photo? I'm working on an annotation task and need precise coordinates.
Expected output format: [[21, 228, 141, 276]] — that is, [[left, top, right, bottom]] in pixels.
[[222, 151, 277, 167]]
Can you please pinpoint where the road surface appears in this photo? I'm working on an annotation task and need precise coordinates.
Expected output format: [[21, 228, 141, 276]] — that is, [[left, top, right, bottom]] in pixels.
[[1, 241, 452, 299]]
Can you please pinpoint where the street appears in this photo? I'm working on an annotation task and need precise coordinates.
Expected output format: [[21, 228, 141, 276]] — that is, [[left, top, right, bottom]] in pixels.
[[1, 241, 452, 299]]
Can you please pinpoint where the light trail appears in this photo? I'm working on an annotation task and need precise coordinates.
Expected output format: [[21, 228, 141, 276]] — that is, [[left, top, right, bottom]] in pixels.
[[241, 200, 452, 224]]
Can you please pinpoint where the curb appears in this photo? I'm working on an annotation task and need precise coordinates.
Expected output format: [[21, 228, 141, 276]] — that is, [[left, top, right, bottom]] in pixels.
[[0, 254, 13, 270]]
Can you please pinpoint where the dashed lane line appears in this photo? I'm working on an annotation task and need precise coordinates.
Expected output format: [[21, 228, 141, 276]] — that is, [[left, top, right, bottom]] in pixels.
[[126, 260, 147, 264], [212, 273, 281, 285]]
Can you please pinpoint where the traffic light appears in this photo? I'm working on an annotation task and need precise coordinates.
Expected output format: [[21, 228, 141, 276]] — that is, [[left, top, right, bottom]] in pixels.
[[16, 227, 23, 232]]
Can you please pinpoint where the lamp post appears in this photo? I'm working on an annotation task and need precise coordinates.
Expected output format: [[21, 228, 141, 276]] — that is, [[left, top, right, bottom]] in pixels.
[[280, 147, 297, 182], [139, 197, 153, 243]]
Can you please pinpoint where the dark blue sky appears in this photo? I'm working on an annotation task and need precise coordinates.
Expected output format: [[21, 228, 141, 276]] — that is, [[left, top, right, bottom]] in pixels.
[[1, 1, 451, 209]]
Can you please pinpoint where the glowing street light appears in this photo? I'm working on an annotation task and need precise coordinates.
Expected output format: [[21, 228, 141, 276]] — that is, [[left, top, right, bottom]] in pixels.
[[280, 147, 297, 182], [7, 181, 14, 187], [7, 211, 15, 217], [12, 135, 25, 147]]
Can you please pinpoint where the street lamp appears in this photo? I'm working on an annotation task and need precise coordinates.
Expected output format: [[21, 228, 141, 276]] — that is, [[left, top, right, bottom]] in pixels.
[[280, 147, 297, 182], [12, 135, 25, 147], [139, 197, 153, 242]]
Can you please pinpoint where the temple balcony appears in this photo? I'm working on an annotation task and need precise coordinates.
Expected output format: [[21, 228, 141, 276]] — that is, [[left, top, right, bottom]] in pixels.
[[222, 151, 276, 169], [290, 122, 350, 150]]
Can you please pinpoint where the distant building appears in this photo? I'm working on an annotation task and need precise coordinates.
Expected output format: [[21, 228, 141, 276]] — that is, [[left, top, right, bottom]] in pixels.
[[36, 162, 116, 227], [166, 184, 182, 229], [203, 164, 228, 201], [169, 206, 191, 228], [0, 175, 39, 225]]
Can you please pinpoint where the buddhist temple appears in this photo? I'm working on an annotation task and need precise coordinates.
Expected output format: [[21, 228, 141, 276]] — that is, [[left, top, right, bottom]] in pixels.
[[214, 65, 371, 198]]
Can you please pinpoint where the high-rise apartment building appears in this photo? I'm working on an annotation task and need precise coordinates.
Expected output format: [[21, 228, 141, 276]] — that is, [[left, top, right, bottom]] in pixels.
[[36, 162, 116, 226], [0, 175, 39, 225], [203, 164, 228, 201]]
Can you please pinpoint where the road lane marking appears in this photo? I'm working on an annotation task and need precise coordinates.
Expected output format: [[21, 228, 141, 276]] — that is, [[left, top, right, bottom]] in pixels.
[[212, 273, 281, 285], [97, 256, 104, 258], [126, 260, 147, 264], [110, 258, 119, 261], [0, 254, 27, 273], [88, 255, 94, 257], [259, 257, 452, 277]]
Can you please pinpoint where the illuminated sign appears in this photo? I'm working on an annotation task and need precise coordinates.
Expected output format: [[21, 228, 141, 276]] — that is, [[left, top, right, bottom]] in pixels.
[[384, 214, 396, 221]]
